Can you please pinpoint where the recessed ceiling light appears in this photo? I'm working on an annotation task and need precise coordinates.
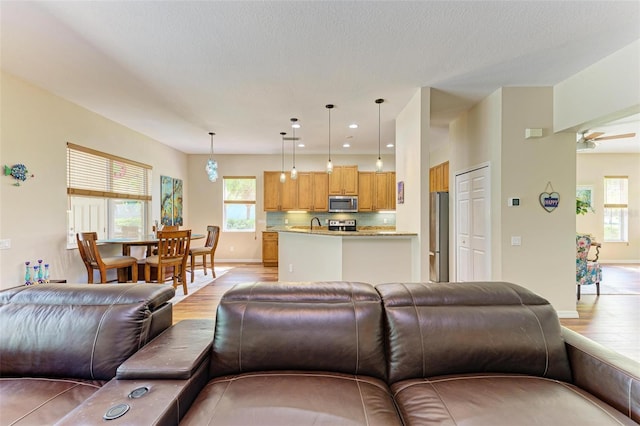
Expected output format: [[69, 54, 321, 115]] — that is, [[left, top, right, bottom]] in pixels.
[[349, 124, 358, 129], [297, 143, 305, 148], [386, 143, 394, 148], [343, 143, 351, 148]]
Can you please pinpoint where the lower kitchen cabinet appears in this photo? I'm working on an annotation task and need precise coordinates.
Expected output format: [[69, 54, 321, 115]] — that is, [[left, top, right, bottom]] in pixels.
[[262, 231, 278, 266]]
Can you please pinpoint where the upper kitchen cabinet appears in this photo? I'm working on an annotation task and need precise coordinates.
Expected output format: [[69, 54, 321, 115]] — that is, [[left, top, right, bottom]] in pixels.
[[264, 171, 328, 212], [264, 171, 281, 211], [263, 171, 298, 211], [329, 165, 358, 195], [296, 172, 329, 211], [358, 171, 395, 211], [429, 161, 449, 192]]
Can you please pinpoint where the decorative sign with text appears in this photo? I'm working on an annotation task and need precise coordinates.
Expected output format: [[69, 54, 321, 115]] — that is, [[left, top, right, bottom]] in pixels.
[[539, 182, 560, 213]]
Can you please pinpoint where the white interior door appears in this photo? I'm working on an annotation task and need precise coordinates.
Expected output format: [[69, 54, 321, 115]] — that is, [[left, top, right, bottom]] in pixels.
[[455, 166, 490, 281]]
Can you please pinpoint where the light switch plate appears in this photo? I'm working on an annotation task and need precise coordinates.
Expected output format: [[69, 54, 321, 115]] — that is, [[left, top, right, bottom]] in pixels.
[[0, 239, 10, 250], [511, 236, 522, 246]]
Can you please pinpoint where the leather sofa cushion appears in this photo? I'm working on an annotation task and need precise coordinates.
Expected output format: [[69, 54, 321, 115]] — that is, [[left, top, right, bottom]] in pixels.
[[377, 282, 572, 384], [0, 378, 102, 425], [210, 282, 387, 381], [0, 284, 174, 380], [181, 371, 402, 426], [392, 374, 638, 425], [0, 283, 173, 311]]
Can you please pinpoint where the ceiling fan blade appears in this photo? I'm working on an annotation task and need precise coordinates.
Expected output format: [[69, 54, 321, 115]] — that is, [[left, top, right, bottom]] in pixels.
[[584, 132, 604, 140], [593, 132, 636, 141]]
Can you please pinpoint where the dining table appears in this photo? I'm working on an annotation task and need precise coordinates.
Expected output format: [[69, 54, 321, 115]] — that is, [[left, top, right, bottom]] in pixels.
[[99, 233, 205, 256]]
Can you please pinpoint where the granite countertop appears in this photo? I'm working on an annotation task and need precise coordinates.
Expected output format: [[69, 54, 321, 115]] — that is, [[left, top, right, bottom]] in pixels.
[[267, 226, 417, 237]]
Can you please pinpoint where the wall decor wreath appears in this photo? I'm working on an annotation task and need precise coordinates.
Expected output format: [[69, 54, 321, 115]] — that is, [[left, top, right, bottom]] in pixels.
[[4, 164, 34, 186]]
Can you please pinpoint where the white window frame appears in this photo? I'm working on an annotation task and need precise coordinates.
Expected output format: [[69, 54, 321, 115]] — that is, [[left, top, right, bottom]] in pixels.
[[66, 143, 152, 247], [223, 176, 257, 233], [603, 176, 628, 243]]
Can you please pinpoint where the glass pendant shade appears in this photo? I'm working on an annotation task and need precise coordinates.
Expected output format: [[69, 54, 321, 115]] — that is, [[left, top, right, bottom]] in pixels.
[[291, 167, 297, 180], [205, 159, 218, 182], [206, 132, 218, 182], [375, 157, 383, 172], [327, 159, 333, 174], [279, 172, 286, 183]]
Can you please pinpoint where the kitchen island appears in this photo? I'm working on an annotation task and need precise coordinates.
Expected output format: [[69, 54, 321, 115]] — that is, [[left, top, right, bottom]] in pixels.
[[276, 228, 418, 284]]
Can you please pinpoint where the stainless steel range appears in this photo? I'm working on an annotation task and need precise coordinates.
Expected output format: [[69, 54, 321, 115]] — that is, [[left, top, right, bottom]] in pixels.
[[328, 219, 357, 232]]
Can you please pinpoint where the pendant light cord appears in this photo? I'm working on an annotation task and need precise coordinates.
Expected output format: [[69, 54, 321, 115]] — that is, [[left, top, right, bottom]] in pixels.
[[209, 132, 215, 159], [378, 102, 381, 159]]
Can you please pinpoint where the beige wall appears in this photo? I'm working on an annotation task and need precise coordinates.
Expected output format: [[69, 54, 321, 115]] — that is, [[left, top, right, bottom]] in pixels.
[[554, 40, 640, 132], [449, 90, 503, 280], [500, 88, 576, 313], [395, 87, 431, 280], [448, 87, 577, 315], [0, 72, 189, 288], [577, 153, 640, 262]]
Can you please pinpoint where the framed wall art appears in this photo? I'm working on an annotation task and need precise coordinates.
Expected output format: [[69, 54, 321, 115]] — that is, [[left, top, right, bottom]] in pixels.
[[160, 175, 183, 226]]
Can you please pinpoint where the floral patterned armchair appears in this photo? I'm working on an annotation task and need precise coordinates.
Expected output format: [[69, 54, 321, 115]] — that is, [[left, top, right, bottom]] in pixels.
[[576, 234, 602, 300]]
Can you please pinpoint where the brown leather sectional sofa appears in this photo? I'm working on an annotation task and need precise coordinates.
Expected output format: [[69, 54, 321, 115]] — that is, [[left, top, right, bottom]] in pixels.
[[9, 281, 640, 425], [0, 283, 175, 425]]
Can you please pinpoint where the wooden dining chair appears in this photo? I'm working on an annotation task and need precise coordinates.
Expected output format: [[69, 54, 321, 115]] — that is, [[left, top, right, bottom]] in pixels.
[[189, 225, 220, 283], [76, 232, 138, 283], [145, 229, 191, 294]]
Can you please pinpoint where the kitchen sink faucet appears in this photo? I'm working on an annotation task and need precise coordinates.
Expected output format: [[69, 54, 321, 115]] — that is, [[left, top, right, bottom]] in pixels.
[[310, 217, 321, 231]]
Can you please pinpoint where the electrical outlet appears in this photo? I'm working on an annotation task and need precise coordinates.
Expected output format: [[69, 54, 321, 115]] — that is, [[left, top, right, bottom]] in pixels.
[[0, 239, 10, 250], [383, 218, 388, 224], [288, 264, 293, 273], [285, 219, 289, 224], [511, 236, 522, 246], [229, 246, 235, 252]]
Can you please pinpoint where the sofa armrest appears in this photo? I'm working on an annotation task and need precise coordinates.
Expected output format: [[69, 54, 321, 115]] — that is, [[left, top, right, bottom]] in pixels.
[[57, 361, 210, 426], [116, 319, 214, 380], [562, 327, 640, 422]]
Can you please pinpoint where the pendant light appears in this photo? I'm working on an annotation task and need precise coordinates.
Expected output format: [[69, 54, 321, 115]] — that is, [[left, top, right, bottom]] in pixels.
[[375, 99, 384, 173], [205, 132, 218, 182], [279, 132, 287, 183], [290, 118, 299, 180], [326, 104, 334, 174]]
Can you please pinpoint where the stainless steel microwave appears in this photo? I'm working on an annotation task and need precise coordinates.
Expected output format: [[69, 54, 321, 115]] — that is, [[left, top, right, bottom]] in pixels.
[[328, 196, 358, 213]]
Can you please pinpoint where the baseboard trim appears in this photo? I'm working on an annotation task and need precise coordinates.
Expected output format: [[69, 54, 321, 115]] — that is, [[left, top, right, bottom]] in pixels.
[[600, 260, 640, 264], [219, 259, 262, 263], [557, 310, 579, 319]]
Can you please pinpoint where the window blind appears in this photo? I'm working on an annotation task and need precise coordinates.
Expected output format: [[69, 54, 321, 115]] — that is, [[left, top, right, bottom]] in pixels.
[[67, 142, 152, 200]]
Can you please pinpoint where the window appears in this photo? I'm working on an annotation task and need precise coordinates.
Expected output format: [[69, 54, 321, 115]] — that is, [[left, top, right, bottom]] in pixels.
[[603, 176, 628, 242], [67, 143, 152, 245], [223, 176, 256, 232]]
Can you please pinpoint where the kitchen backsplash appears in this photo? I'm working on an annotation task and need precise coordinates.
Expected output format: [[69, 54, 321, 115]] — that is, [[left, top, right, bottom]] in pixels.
[[266, 211, 396, 228]]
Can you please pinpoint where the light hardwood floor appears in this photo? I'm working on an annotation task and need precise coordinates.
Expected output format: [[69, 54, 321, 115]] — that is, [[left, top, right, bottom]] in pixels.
[[173, 263, 640, 362]]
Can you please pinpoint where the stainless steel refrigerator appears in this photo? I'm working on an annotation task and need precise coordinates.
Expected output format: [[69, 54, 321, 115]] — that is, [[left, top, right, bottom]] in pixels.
[[429, 192, 449, 282]]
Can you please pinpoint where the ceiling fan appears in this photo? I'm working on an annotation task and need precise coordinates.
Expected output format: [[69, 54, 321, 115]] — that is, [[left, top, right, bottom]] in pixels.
[[576, 130, 637, 151]]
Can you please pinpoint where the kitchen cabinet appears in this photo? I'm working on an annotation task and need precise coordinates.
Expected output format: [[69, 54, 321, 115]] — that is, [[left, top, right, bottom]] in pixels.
[[311, 172, 329, 211], [429, 161, 449, 192], [358, 171, 395, 211], [264, 171, 328, 212], [262, 231, 278, 266], [357, 172, 375, 211], [329, 165, 358, 195], [281, 173, 298, 211], [263, 171, 298, 211], [264, 172, 281, 211], [298, 172, 329, 211]]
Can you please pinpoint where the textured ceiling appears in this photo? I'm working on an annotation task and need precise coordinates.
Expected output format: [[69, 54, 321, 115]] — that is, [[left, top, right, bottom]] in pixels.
[[1, 1, 639, 155]]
